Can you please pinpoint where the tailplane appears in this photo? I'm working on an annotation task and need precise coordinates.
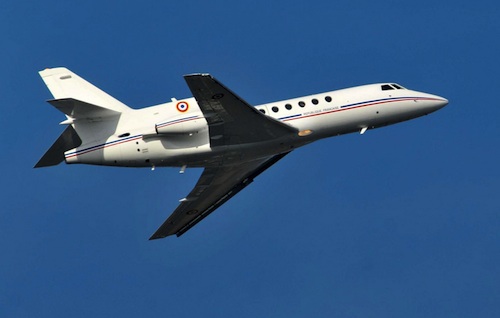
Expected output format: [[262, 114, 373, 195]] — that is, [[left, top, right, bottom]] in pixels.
[[35, 125, 82, 168]]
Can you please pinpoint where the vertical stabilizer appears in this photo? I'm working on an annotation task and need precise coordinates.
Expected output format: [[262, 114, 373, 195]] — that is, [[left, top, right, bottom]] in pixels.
[[36, 67, 130, 167], [39, 67, 131, 113]]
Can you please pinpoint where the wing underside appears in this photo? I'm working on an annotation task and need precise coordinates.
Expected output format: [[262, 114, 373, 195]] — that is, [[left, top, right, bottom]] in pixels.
[[150, 152, 289, 239]]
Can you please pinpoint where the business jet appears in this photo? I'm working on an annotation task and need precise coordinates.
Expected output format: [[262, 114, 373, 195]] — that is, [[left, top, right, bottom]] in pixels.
[[35, 67, 448, 239]]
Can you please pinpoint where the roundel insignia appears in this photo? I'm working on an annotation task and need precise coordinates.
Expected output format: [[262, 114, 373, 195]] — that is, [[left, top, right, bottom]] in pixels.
[[176, 101, 189, 112]]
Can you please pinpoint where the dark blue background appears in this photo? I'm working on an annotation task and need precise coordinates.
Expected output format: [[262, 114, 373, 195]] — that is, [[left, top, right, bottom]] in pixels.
[[2, 1, 498, 317]]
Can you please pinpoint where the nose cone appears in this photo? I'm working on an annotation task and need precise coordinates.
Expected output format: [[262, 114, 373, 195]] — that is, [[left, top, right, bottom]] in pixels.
[[424, 94, 448, 113], [434, 96, 449, 109]]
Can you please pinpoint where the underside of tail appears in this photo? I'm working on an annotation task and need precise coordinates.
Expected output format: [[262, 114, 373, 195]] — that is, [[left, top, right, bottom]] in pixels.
[[35, 67, 132, 168]]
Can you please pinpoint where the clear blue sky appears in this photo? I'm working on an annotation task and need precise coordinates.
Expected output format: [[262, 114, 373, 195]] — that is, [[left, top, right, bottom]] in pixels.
[[2, 1, 499, 317]]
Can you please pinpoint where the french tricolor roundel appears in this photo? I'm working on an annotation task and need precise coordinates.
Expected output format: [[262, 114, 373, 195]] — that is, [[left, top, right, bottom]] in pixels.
[[176, 101, 189, 112]]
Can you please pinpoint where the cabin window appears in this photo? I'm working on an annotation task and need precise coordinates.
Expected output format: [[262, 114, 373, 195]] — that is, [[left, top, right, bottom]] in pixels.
[[272, 106, 279, 113], [298, 101, 306, 107], [259, 109, 266, 114], [312, 98, 319, 105], [381, 84, 394, 91], [325, 96, 332, 102], [285, 103, 292, 110]]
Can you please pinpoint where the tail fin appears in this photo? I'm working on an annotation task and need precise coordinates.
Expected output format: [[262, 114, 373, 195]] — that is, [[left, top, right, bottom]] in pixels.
[[36, 67, 129, 168], [39, 67, 131, 116]]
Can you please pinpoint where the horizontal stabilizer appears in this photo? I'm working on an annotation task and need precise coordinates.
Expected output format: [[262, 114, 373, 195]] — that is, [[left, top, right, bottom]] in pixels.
[[35, 125, 82, 168], [48, 98, 121, 119]]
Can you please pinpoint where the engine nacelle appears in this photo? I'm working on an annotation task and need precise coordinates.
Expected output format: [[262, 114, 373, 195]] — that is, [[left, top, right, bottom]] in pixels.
[[155, 115, 207, 135]]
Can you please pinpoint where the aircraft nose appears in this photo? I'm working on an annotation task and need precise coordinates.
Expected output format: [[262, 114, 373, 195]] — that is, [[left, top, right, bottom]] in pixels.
[[435, 97, 448, 109], [425, 94, 448, 112]]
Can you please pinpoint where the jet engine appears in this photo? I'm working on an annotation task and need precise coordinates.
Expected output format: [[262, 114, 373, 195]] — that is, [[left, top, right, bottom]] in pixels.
[[155, 115, 206, 135]]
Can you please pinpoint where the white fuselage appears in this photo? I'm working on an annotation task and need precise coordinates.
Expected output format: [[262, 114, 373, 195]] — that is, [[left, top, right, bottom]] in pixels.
[[64, 83, 447, 168]]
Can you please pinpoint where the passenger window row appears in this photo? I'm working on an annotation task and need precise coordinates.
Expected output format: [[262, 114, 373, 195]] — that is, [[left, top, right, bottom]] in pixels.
[[259, 95, 333, 114]]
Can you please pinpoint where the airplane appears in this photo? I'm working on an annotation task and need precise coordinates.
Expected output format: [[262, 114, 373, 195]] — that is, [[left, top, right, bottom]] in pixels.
[[35, 67, 448, 240]]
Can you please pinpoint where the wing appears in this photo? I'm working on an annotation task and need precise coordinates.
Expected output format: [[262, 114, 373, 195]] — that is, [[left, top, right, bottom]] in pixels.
[[183, 74, 297, 147], [150, 74, 297, 239], [149, 152, 289, 239]]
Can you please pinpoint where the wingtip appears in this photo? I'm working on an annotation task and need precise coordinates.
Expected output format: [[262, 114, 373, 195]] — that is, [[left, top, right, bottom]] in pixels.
[[148, 234, 164, 241], [149, 229, 182, 240], [183, 73, 212, 78]]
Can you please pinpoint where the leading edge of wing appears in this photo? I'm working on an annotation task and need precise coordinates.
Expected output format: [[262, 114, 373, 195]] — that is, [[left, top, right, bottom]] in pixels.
[[183, 74, 297, 147], [149, 152, 290, 240]]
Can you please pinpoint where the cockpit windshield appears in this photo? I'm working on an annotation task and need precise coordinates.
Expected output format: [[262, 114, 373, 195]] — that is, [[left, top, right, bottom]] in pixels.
[[381, 84, 406, 91]]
